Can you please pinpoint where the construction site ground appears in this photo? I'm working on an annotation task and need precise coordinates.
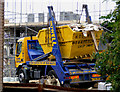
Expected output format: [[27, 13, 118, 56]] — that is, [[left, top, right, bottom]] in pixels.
[[3, 79, 108, 92], [3, 82, 108, 92]]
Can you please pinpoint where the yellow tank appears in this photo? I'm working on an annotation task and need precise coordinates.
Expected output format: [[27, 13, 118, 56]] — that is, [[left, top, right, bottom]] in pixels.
[[37, 24, 103, 59]]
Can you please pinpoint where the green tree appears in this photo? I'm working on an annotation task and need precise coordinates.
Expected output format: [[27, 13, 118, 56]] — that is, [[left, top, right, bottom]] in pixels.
[[95, 1, 120, 91]]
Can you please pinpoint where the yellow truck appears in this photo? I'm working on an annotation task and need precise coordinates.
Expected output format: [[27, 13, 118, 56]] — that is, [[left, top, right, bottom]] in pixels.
[[15, 6, 104, 87]]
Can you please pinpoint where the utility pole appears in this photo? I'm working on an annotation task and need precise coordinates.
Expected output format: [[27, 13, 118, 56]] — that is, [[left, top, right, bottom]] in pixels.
[[0, 0, 4, 91], [99, 0, 101, 24], [20, 0, 22, 23], [13, 0, 16, 68]]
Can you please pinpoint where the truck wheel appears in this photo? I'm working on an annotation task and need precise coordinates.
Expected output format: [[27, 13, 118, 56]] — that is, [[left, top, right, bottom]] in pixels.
[[18, 69, 29, 83], [46, 70, 60, 86]]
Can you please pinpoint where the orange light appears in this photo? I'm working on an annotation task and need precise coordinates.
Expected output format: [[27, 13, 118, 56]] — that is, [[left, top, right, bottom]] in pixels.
[[71, 75, 79, 79], [92, 74, 100, 77]]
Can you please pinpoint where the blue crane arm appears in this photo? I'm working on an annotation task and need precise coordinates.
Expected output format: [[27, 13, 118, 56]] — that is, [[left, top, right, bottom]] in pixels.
[[83, 4, 92, 23], [48, 6, 63, 66]]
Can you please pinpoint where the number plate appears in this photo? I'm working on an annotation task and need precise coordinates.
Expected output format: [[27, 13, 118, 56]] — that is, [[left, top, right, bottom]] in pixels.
[[91, 78, 100, 81]]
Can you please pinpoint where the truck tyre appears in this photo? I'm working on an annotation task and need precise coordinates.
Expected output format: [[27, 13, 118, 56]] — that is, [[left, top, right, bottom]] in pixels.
[[48, 70, 57, 78], [46, 70, 60, 86], [18, 69, 29, 83]]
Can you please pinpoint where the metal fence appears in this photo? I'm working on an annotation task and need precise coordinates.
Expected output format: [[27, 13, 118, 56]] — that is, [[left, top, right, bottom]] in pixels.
[[4, 10, 113, 24]]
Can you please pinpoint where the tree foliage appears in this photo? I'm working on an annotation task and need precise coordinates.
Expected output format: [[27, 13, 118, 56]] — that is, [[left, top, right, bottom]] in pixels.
[[95, 1, 120, 91]]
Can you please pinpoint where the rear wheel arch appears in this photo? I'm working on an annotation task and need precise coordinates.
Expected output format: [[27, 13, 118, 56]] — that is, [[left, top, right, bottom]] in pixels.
[[46, 66, 53, 75]]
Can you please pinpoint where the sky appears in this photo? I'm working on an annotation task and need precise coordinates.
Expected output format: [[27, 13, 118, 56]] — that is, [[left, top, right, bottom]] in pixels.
[[4, 0, 116, 23]]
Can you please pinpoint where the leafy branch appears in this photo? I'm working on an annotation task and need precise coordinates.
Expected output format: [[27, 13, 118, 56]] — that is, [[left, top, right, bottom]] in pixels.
[[95, 1, 120, 91]]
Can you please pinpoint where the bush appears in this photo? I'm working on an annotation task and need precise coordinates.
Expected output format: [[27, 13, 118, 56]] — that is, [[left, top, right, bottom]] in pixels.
[[95, 1, 120, 91]]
